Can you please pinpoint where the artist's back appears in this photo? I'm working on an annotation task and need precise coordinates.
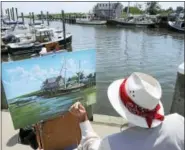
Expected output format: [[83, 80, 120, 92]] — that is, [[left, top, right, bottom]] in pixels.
[[100, 113, 184, 150]]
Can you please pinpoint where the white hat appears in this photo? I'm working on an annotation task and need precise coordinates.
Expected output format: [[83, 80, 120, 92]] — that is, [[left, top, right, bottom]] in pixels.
[[107, 72, 164, 128]]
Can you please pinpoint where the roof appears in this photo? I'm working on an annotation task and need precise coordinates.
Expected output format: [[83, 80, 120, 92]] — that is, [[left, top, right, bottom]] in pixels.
[[36, 28, 53, 33], [46, 76, 63, 84], [95, 2, 122, 10]]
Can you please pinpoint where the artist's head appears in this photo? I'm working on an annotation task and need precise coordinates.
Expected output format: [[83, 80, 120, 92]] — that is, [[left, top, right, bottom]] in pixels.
[[107, 72, 164, 129]]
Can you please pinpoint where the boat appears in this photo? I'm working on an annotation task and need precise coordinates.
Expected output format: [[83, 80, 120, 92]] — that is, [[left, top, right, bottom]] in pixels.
[[6, 27, 72, 55], [2, 18, 24, 25], [40, 59, 86, 98], [112, 15, 156, 28], [168, 20, 184, 32], [168, 12, 184, 33], [111, 2, 155, 28], [34, 27, 72, 51], [7, 42, 43, 55], [76, 14, 107, 25]]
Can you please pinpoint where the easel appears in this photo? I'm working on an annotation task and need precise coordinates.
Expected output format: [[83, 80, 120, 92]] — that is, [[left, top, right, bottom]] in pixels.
[[35, 112, 81, 150]]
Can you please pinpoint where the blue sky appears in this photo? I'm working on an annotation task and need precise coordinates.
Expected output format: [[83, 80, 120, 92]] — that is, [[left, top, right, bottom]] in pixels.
[[2, 49, 95, 100], [2, 2, 184, 14]]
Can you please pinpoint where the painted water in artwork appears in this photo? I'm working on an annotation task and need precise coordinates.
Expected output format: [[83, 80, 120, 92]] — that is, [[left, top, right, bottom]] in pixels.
[[2, 49, 96, 129]]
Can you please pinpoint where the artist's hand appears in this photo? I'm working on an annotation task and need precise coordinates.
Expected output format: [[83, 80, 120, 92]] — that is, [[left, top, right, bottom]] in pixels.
[[69, 102, 88, 123]]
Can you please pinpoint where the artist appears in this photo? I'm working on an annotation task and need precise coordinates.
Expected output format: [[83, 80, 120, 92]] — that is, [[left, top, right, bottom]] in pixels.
[[70, 72, 184, 150]]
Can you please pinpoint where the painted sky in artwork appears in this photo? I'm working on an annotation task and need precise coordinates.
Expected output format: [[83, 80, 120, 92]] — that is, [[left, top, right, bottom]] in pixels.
[[2, 49, 95, 100]]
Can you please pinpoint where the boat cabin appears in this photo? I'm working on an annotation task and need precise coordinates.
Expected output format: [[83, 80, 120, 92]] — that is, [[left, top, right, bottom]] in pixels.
[[35, 28, 54, 43]]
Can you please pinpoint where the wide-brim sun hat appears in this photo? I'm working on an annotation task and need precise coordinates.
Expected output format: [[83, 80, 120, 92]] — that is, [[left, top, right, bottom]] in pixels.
[[107, 72, 164, 128]]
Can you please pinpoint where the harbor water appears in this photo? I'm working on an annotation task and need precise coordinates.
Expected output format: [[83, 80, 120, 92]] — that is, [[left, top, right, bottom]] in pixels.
[[2, 20, 184, 117]]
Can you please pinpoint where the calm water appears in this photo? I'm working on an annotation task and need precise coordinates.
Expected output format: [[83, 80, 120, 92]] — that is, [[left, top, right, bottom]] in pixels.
[[2, 20, 184, 116]]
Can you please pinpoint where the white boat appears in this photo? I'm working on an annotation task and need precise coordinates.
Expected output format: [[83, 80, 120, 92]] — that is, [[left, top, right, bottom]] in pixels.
[[76, 14, 106, 25], [7, 27, 72, 55], [168, 20, 184, 33]]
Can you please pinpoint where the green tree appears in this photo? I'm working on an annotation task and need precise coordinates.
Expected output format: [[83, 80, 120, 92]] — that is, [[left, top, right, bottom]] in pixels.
[[145, 2, 161, 15], [76, 71, 85, 80], [124, 6, 143, 14], [87, 73, 93, 79]]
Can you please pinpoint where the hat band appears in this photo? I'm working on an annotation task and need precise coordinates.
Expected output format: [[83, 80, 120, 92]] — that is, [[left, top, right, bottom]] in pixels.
[[119, 78, 164, 128]]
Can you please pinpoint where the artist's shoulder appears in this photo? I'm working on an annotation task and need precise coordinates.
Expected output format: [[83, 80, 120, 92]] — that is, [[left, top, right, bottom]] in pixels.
[[164, 113, 184, 123]]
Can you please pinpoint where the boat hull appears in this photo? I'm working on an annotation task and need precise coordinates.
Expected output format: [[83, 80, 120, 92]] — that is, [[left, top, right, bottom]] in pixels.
[[76, 20, 107, 25], [7, 44, 43, 55], [108, 19, 156, 28], [168, 21, 184, 33], [7, 35, 72, 55]]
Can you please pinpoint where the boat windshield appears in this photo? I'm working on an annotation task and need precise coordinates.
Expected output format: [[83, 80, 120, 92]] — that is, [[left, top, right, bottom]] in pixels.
[[35, 30, 54, 43]]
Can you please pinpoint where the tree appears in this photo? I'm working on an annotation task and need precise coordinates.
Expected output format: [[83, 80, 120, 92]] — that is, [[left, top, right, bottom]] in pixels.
[[124, 6, 143, 14], [87, 73, 93, 79], [145, 2, 161, 15], [76, 71, 85, 80]]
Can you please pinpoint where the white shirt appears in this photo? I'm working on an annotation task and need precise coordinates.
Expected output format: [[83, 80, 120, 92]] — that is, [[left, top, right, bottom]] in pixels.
[[39, 47, 47, 55], [78, 113, 184, 150]]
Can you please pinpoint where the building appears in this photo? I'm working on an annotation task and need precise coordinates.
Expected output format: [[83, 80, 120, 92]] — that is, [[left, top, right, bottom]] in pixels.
[[93, 2, 123, 19], [41, 76, 65, 91]]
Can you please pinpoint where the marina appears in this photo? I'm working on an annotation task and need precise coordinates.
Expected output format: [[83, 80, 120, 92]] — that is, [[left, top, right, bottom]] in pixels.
[[1, 2, 184, 117]]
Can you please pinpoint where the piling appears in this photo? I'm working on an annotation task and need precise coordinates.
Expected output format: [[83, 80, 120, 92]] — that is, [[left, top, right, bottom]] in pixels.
[[47, 11, 49, 26], [10, 8, 12, 20], [32, 12, 35, 24], [12, 7, 15, 20], [61, 10, 66, 49], [29, 12, 32, 24], [15, 8, 18, 20], [21, 12, 24, 24], [1, 8, 3, 17], [170, 62, 184, 116], [7, 8, 10, 20], [41, 11, 44, 24]]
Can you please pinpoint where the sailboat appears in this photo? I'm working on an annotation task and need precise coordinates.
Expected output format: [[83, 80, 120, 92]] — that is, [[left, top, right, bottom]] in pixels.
[[168, 12, 184, 33], [40, 59, 85, 97], [114, 2, 156, 28]]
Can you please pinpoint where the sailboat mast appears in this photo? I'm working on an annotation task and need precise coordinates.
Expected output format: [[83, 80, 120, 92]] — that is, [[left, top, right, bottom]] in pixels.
[[64, 59, 67, 89], [127, 2, 130, 18], [78, 60, 81, 84]]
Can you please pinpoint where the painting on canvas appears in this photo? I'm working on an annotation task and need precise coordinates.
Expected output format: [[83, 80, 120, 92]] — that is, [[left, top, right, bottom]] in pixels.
[[2, 49, 96, 129]]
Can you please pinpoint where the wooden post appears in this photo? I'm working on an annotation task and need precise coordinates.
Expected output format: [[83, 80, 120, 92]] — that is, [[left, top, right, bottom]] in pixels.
[[41, 11, 44, 24], [29, 12, 32, 24], [21, 12, 24, 24], [12, 7, 15, 20], [15, 8, 18, 20], [7, 8, 10, 20], [47, 11, 49, 26], [170, 63, 184, 116], [1, 8, 3, 17], [10, 8, 12, 20], [32, 12, 35, 24], [61, 10, 66, 49]]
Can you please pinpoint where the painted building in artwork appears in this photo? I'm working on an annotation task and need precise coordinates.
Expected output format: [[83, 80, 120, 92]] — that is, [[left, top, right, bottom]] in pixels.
[[41, 76, 65, 91], [93, 2, 123, 19]]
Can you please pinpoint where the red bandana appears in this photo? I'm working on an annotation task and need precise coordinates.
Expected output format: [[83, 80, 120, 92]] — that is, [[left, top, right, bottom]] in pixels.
[[119, 79, 164, 128]]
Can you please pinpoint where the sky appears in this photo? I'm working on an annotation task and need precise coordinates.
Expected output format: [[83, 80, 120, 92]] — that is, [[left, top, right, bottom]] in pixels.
[[2, 49, 95, 100], [2, 2, 184, 15]]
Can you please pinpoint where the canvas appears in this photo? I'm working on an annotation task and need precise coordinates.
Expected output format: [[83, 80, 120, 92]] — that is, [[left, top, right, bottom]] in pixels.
[[2, 49, 96, 129]]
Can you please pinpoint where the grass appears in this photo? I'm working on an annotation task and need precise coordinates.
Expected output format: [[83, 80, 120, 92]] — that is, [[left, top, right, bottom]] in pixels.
[[9, 86, 96, 129], [14, 90, 42, 99]]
